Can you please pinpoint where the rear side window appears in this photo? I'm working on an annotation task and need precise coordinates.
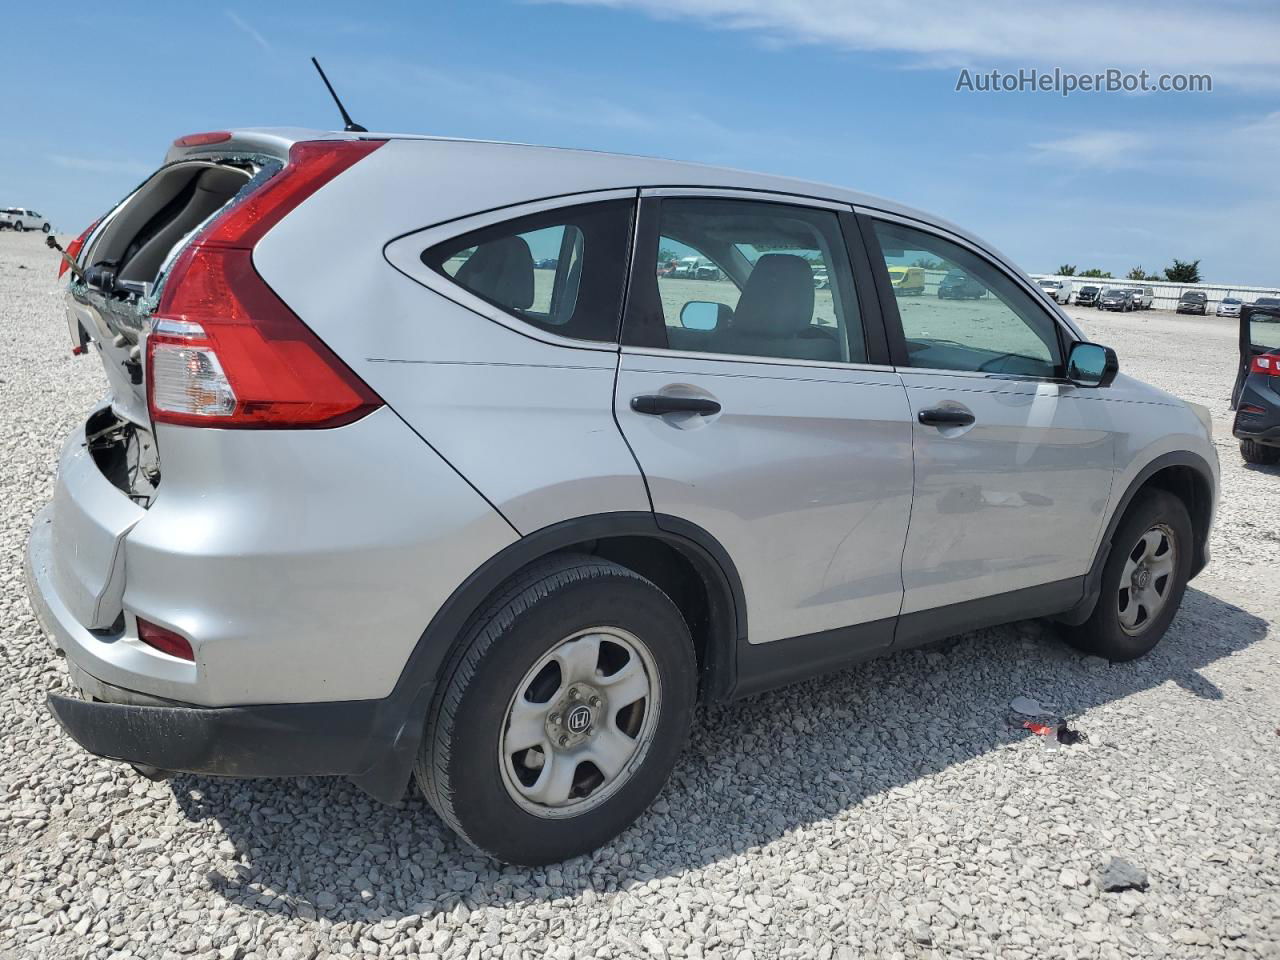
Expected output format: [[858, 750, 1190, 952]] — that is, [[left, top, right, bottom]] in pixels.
[[421, 200, 634, 343]]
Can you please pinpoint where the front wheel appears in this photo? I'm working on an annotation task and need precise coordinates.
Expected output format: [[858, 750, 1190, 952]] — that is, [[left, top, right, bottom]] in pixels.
[[416, 554, 697, 864], [41, 223, 50, 233], [1062, 490, 1192, 661], [1241, 439, 1280, 465]]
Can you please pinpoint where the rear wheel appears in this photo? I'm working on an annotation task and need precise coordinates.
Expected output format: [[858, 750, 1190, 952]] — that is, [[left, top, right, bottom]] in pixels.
[[1062, 490, 1192, 661], [1241, 439, 1280, 465], [416, 554, 697, 864]]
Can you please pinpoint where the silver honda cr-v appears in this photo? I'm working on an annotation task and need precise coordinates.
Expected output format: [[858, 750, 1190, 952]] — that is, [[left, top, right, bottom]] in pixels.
[[27, 128, 1218, 864]]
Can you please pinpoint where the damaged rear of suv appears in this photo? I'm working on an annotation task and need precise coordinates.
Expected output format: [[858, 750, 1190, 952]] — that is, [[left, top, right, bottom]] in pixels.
[[30, 128, 1217, 865], [29, 131, 521, 809]]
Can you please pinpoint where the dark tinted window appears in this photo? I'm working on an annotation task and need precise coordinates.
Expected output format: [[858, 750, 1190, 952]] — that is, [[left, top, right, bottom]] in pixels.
[[422, 200, 633, 343]]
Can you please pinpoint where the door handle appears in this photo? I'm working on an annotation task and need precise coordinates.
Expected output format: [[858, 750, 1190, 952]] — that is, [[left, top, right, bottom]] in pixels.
[[630, 395, 722, 417], [917, 407, 975, 427]]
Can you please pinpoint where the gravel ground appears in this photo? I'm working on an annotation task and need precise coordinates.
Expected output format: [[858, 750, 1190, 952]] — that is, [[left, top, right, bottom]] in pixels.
[[1, 230, 1277, 959]]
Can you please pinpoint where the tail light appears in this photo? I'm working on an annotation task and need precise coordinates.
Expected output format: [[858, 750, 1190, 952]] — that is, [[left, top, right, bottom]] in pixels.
[[1251, 354, 1280, 376], [137, 618, 195, 662], [146, 139, 386, 429], [59, 217, 102, 279]]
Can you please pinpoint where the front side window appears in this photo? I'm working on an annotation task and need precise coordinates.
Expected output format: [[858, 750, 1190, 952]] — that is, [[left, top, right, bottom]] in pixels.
[[871, 220, 1062, 378], [421, 200, 633, 343], [635, 198, 865, 364]]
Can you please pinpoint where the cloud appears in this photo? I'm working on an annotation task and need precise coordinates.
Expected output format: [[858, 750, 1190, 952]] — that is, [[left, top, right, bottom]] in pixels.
[[225, 10, 271, 51], [541, 0, 1280, 90], [1030, 132, 1149, 169], [47, 154, 154, 178]]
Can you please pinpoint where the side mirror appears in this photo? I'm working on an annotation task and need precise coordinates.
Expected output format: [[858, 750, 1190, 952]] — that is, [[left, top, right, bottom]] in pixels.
[[680, 300, 730, 331], [1067, 341, 1119, 387]]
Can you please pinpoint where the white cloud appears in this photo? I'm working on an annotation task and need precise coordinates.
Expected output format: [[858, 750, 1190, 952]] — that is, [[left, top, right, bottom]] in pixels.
[[542, 0, 1280, 89], [47, 155, 153, 178], [1030, 132, 1149, 169], [226, 10, 271, 52]]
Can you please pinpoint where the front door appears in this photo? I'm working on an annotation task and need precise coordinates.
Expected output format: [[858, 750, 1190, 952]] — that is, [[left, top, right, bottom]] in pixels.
[[616, 193, 914, 649], [863, 215, 1116, 619]]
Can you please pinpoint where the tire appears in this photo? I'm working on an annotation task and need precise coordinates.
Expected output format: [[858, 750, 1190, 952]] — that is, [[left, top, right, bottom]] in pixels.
[[416, 553, 697, 864], [1062, 490, 1193, 661], [1241, 439, 1280, 465], [41, 223, 50, 233]]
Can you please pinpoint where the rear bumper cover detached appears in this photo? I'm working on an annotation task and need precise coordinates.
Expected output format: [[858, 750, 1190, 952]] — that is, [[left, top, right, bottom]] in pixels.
[[43, 688, 431, 802]]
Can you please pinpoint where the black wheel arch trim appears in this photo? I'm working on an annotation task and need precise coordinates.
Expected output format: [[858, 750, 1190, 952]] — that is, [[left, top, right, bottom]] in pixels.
[[397, 509, 747, 700], [1058, 450, 1214, 625]]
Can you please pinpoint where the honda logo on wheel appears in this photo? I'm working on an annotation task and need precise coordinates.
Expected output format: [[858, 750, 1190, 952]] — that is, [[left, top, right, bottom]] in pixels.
[[566, 704, 592, 733]]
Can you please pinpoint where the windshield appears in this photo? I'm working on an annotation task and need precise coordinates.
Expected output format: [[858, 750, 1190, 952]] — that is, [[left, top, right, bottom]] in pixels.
[[1181, 292, 1206, 301], [1081, 286, 1099, 293], [1037, 280, 1058, 287], [1103, 289, 1126, 296], [1223, 298, 1241, 304]]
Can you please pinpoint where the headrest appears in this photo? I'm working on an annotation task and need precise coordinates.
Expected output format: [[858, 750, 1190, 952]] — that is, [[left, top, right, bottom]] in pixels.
[[455, 235, 535, 310], [733, 254, 816, 337]]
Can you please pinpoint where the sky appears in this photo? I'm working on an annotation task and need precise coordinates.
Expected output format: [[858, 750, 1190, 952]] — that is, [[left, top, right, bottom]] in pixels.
[[3, 0, 1277, 284]]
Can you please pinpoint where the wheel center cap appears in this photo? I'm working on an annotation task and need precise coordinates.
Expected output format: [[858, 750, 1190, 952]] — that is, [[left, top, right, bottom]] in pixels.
[[1135, 567, 1152, 589], [566, 704, 593, 734]]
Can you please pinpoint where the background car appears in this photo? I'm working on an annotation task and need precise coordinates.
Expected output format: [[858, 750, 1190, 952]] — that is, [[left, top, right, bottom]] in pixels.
[[1126, 286, 1154, 310], [0, 207, 51, 232], [1253, 296, 1280, 308], [1177, 291, 1208, 315], [1099, 288, 1135, 312], [1075, 284, 1102, 307], [1217, 297, 1243, 317], [1232, 304, 1280, 464], [888, 264, 926, 295], [938, 268, 986, 299], [1036, 278, 1071, 304]]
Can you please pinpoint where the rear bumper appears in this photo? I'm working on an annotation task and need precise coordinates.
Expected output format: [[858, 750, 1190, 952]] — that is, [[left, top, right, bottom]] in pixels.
[[44, 683, 433, 803], [1232, 421, 1280, 443], [29, 511, 432, 801]]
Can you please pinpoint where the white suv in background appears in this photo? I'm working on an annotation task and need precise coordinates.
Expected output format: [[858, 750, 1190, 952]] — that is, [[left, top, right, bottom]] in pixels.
[[1, 207, 51, 232], [28, 129, 1218, 864], [1036, 277, 1072, 303]]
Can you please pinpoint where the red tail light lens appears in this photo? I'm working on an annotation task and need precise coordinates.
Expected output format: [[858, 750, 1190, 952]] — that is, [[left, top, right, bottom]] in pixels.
[[1251, 354, 1280, 376], [147, 139, 386, 429], [59, 217, 102, 278], [137, 618, 195, 661]]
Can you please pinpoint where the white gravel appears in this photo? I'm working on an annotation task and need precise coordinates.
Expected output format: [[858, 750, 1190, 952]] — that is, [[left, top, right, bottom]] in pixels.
[[2, 230, 1277, 959]]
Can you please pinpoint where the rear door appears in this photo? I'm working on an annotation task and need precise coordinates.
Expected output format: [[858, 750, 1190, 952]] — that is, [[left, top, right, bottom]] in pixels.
[[860, 212, 1115, 624], [615, 190, 913, 650]]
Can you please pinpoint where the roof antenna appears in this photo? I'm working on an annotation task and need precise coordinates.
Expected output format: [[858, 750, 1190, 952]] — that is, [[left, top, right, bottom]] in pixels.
[[311, 57, 367, 133]]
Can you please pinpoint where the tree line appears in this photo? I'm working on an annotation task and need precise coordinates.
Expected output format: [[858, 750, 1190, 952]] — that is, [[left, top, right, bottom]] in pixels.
[[1054, 260, 1202, 283]]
